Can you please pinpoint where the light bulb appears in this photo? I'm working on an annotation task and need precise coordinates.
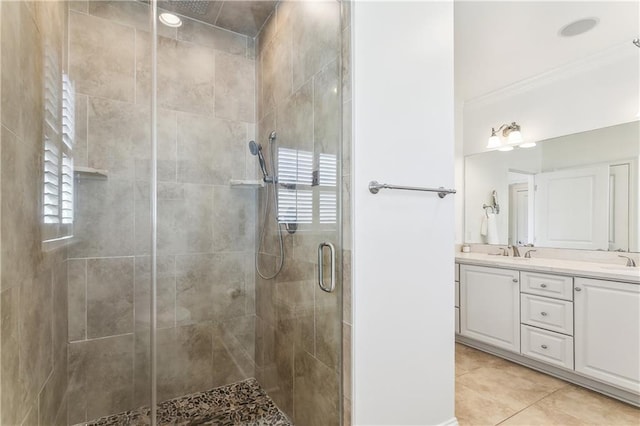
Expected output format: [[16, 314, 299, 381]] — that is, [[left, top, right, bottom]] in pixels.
[[486, 134, 501, 149], [508, 130, 523, 144]]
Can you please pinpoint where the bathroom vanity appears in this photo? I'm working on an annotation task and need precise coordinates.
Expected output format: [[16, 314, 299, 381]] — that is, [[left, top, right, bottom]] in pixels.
[[454, 253, 640, 407]]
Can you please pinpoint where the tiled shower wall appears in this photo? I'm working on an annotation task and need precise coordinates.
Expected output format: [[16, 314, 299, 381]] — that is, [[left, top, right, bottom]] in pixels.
[[254, 2, 343, 424], [0, 1, 70, 425], [65, 1, 258, 423]]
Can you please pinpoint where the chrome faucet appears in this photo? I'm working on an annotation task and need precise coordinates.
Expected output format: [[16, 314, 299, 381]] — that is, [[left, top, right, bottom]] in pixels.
[[524, 249, 536, 258], [618, 255, 637, 267], [509, 245, 521, 257]]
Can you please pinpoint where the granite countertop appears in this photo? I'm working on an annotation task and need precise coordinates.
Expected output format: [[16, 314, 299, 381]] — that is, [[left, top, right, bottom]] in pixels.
[[455, 252, 640, 284]]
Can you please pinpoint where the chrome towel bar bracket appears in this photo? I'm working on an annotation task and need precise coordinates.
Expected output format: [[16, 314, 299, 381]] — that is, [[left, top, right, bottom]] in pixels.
[[368, 181, 456, 198]]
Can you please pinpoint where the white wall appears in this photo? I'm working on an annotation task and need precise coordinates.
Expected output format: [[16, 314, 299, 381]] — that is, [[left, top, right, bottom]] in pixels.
[[463, 43, 639, 156], [352, 2, 456, 425]]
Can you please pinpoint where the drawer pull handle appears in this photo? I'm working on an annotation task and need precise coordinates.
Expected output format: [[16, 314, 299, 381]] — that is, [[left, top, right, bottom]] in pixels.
[[575, 287, 582, 292], [540, 311, 548, 316], [540, 283, 547, 288], [512, 278, 518, 283], [541, 344, 548, 349]]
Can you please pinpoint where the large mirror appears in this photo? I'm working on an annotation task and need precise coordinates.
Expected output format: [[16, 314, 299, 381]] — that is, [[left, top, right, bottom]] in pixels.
[[464, 121, 639, 252]]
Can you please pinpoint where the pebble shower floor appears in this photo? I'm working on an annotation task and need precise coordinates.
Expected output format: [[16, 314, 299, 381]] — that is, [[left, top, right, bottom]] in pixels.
[[76, 378, 292, 426]]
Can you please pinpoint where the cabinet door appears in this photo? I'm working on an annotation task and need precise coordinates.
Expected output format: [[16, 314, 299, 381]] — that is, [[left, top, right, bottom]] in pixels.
[[460, 265, 520, 353], [575, 278, 640, 394]]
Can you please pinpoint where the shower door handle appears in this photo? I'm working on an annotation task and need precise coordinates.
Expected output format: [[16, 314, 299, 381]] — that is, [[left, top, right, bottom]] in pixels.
[[318, 242, 336, 293]]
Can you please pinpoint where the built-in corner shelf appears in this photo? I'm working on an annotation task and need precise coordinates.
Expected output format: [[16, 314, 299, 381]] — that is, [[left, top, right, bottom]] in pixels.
[[229, 179, 264, 189], [74, 166, 108, 179]]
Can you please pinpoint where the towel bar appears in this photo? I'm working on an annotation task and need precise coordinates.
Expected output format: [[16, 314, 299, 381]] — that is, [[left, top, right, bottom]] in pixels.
[[368, 181, 456, 198]]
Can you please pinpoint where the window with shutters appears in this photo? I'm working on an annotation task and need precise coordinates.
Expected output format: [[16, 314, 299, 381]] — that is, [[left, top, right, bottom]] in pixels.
[[42, 44, 74, 245], [276, 147, 337, 227]]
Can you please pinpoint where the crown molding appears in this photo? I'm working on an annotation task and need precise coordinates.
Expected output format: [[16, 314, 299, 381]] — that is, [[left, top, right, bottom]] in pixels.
[[464, 41, 637, 110]]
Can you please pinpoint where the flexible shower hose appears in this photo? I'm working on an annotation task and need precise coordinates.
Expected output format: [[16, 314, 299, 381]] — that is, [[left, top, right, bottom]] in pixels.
[[254, 141, 284, 280]]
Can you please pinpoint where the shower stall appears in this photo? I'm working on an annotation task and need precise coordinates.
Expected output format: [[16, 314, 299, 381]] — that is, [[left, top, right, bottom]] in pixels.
[[0, 0, 348, 424]]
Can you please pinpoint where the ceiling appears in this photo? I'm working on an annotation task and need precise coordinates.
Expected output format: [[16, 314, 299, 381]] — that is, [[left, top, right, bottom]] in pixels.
[[158, 0, 277, 37], [455, 1, 640, 101]]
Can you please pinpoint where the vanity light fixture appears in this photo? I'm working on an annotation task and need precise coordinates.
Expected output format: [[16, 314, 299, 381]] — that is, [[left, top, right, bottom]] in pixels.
[[159, 12, 182, 28], [487, 122, 528, 151]]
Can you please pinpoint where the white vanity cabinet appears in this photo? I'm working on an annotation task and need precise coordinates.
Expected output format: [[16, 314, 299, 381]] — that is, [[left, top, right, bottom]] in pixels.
[[454, 263, 460, 334], [574, 277, 640, 394], [459, 265, 520, 353]]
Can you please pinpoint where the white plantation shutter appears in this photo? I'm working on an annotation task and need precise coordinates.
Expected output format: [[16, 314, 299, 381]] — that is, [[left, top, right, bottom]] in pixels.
[[42, 53, 75, 242], [43, 135, 60, 224], [277, 147, 313, 224], [61, 153, 74, 224], [276, 148, 338, 226], [318, 153, 337, 224]]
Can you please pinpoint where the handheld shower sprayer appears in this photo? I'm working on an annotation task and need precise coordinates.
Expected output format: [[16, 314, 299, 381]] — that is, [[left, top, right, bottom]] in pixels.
[[250, 131, 286, 280], [248, 140, 270, 182]]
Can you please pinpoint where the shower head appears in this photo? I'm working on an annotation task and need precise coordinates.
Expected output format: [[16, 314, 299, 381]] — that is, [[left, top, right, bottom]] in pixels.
[[248, 141, 269, 182]]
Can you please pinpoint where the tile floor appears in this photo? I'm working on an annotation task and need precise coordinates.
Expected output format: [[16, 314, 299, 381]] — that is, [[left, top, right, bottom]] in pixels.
[[455, 343, 640, 425]]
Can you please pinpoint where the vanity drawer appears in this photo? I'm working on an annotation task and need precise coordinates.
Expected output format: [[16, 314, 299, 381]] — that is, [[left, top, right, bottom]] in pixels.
[[455, 281, 460, 307], [455, 307, 460, 334], [521, 271, 573, 301], [455, 263, 460, 282], [521, 294, 573, 335], [521, 325, 574, 369]]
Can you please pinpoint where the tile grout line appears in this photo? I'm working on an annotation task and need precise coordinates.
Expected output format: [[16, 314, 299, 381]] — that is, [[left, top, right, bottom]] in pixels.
[[494, 384, 571, 425]]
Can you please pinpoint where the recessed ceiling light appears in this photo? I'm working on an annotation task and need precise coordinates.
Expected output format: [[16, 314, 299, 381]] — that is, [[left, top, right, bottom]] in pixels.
[[559, 18, 599, 37], [159, 12, 182, 28]]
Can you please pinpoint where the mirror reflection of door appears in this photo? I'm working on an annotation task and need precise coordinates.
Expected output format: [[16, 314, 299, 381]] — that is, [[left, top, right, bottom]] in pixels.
[[509, 183, 529, 246], [609, 163, 630, 252]]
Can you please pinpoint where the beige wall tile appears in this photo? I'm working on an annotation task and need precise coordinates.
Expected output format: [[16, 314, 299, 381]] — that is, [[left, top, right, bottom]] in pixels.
[[176, 112, 246, 185], [69, 11, 135, 102], [88, 0, 176, 39], [260, 32, 292, 117], [175, 253, 249, 325], [342, 250, 351, 322], [342, 323, 351, 400], [68, 334, 134, 423], [212, 186, 256, 252], [74, 93, 89, 168], [341, 26, 351, 103], [315, 283, 341, 370], [276, 80, 313, 152], [313, 59, 340, 156], [137, 32, 214, 114], [70, 178, 135, 258], [178, 18, 247, 55], [215, 1, 277, 38], [67, 259, 87, 341], [273, 280, 314, 354], [1, 126, 41, 292], [293, 350, 340, 426], [134, 324, 213, 404], [86, 257, 134, 338], [1, 1, 22, 135], [291, 1, 340, 91], [1, 287, 25, 425], [215, 52, 255, 123], [134, 255, 176, 330], [38, 351, 67, 426]]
